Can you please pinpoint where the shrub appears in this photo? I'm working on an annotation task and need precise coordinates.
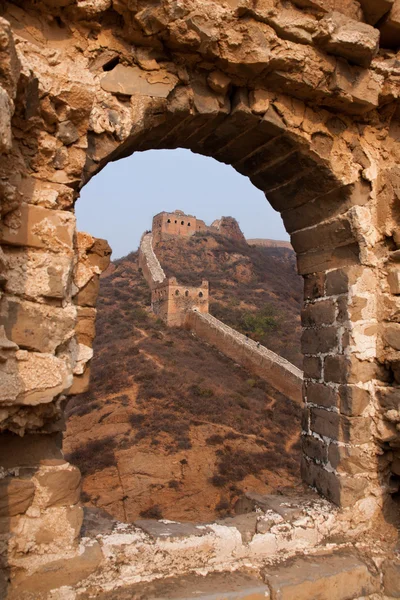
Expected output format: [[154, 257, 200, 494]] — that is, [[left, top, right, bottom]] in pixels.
[[140, 505, 163, 519]]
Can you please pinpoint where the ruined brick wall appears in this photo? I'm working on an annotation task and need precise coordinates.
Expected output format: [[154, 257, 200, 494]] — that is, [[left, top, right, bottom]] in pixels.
[[186, 309, 303, 404], [153, 278, 209, 326], [0, 0, 400, 586]]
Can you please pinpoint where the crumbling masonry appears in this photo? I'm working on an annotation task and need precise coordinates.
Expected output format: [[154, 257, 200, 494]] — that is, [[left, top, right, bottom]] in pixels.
[[0, 0, 400, 596]]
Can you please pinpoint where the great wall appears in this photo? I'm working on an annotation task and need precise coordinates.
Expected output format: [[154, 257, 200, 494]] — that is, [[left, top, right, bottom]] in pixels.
[[0, 0, 400, 596], [139, 212, 303, 404]]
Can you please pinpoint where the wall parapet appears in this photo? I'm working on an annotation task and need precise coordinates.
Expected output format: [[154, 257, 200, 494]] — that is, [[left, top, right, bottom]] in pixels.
[[138, 233, 166, 289], [186, 309, 303, 405]]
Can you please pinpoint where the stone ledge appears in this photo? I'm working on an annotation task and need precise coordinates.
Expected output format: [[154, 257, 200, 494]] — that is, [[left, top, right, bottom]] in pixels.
[[263, 552, 380, 600]]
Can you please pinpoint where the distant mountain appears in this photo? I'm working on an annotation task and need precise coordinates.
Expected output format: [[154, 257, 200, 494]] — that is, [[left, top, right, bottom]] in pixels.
[[64, 231, 304, 523]]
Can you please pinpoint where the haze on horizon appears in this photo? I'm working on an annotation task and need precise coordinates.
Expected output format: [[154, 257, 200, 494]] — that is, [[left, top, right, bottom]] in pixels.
[[76, 148, 289, 259]]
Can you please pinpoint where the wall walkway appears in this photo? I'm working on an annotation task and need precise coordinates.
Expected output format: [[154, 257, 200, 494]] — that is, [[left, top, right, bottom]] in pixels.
[[186, 310, 303, 404], [138, 233, 166, 289]]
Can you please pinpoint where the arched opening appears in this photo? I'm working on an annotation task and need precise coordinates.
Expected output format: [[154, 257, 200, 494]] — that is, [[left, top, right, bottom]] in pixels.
[[1, 2, 398, 593], [65, 147, 305, 523]]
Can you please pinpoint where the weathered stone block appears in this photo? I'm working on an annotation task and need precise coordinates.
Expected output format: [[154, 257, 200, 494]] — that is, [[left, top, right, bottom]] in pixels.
[[4, 249, 73, 300], [292, 216, 355, 255], [303, 273, 325, 301], [303, 356, 322, 379], [379, 0, 400, 48], [383, 559, 400, 597], [76, 307, 96, 346], [0, 298, 76, 354], [388, 269, 400, 294], [301, 326, 337, 355], [67, 365, 91, 395], [101, 64, 178, 98], [0, 478, 35, 517], [0, 204, 75, 253], [306, 382, 338, 409], [297, 244, 360, 277], [328, 444, 374, 475], [0, 432, 62, 469], [310, 407, 371, 443], [302, 434, 328, 463], [301, 300, 336, 327], [0, 85, 12, 154], [36, 465, 81, 507], [9, 540, 103, 595], [360, 0, 394, 25], [73, 275, 100, 307], [325, 267, 361, 296], [338, 385, 370, 416], [301, 457, 368, 506], [384, 323, 400, 350], [315, 12, 379, 67], [264, 552, 379, 600], [376, 386, 400, 410], [324, 355, 388, 384]]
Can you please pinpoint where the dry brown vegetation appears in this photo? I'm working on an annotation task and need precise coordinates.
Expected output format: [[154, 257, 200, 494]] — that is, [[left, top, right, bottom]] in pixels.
[[64, 234, 304, 522], [157, 233, 303, 367]]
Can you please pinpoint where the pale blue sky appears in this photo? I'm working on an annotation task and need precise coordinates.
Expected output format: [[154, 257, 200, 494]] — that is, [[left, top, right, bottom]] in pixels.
[[76, 148, 289, 259]]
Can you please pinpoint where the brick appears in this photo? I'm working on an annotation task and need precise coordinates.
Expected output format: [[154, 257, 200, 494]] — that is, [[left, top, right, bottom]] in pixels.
[[306, 382, 338, 409], [324, 355, 389, 384], [36, 466, 81, 507], [310, 407, 371, 443], [301, 457, 368, 507], [338, 385, 370, 416], [264, 552, 379, 600], [326, 269, 350, 296], [302, 434, 328, 463], [301, 326, 337, 355], [0, 478, 35, 517], [292, 216, 355, 255], [303, 273, 325, 301], [0, 203, 75, 252], [0, 297, 75, 354], [0, 432, 63, 469], [328, 444, 374, 475], [73, 274, 100, 307], [303, 356, 322, 379], [301, 299, 336, 327], [297, 243, 360, 277]]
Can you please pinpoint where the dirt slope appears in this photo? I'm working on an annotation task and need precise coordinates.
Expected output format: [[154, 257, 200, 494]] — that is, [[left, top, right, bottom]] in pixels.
[[64, 234, 304, 523]]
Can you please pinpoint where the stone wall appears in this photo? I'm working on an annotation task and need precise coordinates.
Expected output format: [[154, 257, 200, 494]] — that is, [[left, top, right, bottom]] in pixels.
[[0, 0, 400, 588], [186, 309, 303, 404], [153, 277, 209, 326], [138, 232, 166, 289]]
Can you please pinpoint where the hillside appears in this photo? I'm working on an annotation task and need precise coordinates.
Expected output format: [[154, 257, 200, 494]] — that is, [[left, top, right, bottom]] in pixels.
[[156, 232, 303, 367], [64, 234, 304, 523]]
